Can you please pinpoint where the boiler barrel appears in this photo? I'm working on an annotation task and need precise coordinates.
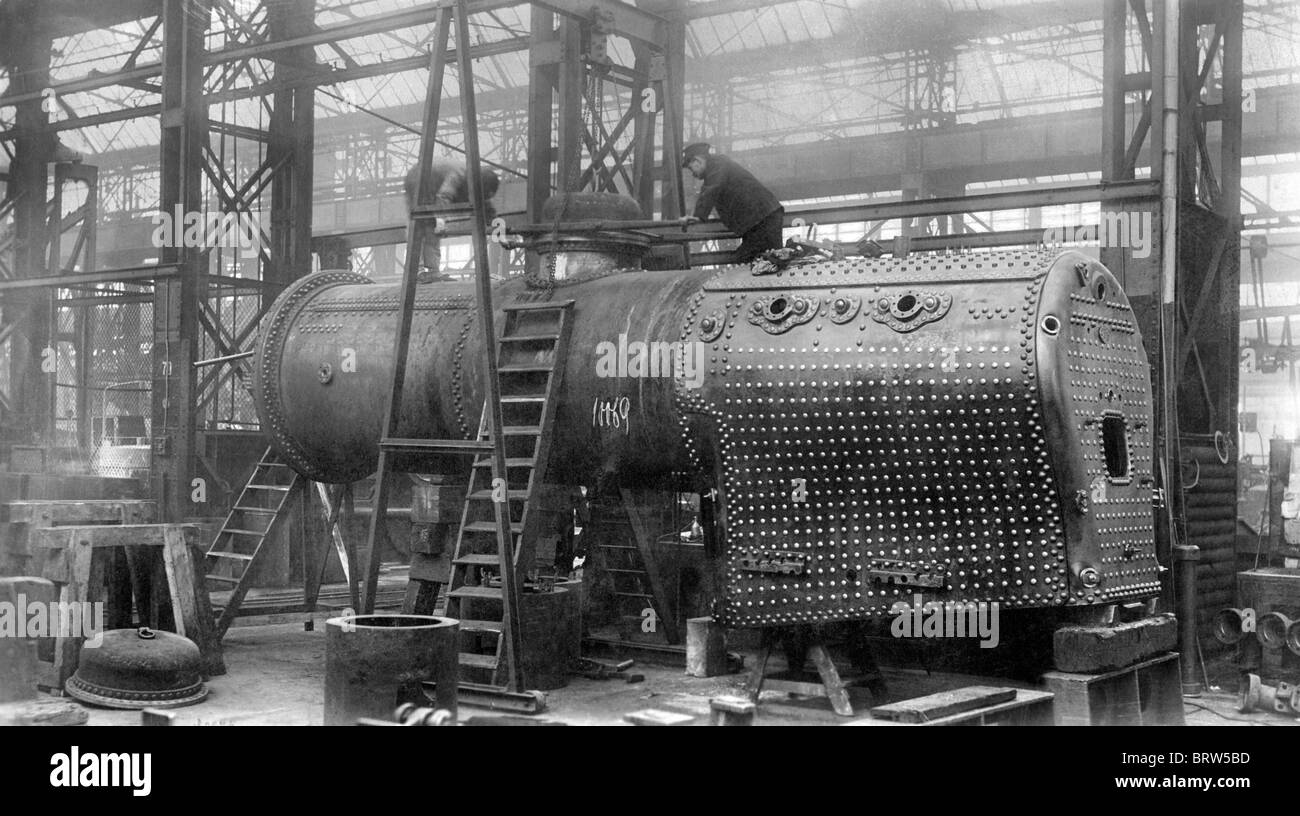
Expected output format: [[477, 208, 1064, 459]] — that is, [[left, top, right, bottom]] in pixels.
[[252, 268, 702, 485]]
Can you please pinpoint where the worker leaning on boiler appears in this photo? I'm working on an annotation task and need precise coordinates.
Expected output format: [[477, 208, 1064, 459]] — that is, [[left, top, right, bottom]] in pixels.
[[678, 142, 785, 264]]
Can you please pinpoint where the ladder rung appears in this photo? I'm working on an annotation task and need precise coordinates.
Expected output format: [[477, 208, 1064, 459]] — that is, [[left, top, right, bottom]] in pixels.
[[605, 568, 645, 574], [221, 528, 267, 537], [204, 575, 242, 585], [459, 653, 499, 669], [411, 202, 476, 215], [500, 426, 541, 436], [468, 489, 529, 501], [504, 300, 575, 312], [498, 364, 553, 373], [500, 334, 560, 343], [381, 438, 494, 453], [614, 591, 655, 599], [453, 553, 501, 566], [259, 462, 290, 469], [458, 619, 503, 633], [247, 483, 291, 492], [463, 521, 524, 534], [473, 458, 535, 468], [499, 395, 546, 404], [408, 200, 475, 216], [207, 552, 255, 562], [600, 544, 639, 550], [234, 506, 277, 514], [449, 586, 503, 600]]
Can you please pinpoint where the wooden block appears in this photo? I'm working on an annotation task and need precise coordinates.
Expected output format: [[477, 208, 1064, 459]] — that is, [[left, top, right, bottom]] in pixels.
[[624, 709, 695, 726], [1052, 613, 1178, 672], [0, 698, 89, 726], [870, 686, 1018, 723], [709, 695, 756, 726], [686, 616, 727, 677], [0, 578, 45, 703], [1043, 652, 1184, 726], [918, 690, 1054, 727], [710, 695, 756, 714]]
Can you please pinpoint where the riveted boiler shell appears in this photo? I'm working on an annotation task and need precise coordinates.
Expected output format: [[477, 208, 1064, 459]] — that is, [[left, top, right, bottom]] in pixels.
[[253, 269, 702, 485], [684, 249, 1159, 627], [253, 270, 474, 483]]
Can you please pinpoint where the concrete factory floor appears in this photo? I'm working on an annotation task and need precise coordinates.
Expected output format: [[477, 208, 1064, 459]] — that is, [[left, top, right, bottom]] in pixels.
[[59, 620, 1298, 727]]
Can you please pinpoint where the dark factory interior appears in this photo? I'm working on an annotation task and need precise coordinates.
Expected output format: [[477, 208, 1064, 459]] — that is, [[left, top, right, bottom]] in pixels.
[[0, 0, 1298, 747]]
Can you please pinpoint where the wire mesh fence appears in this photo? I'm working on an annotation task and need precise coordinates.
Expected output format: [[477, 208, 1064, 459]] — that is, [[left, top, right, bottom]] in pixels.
[[197, 291, 262, 430], [53, 287, 154, 476]]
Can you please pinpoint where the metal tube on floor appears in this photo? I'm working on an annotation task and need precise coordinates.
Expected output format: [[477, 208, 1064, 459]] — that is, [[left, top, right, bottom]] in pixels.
[[1173, 544, 1202, 696]]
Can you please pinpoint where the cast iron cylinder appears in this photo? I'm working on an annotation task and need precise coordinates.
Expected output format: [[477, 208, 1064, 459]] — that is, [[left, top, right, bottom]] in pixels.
[[323, 614, 458, 725]]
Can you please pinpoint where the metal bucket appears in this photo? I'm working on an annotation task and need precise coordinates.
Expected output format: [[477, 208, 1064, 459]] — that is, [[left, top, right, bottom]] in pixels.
[[324, 615, 458, 725]]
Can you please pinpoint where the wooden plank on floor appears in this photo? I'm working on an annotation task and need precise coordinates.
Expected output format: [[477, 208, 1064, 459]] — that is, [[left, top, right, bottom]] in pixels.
[[869, 686, 1018, 723]]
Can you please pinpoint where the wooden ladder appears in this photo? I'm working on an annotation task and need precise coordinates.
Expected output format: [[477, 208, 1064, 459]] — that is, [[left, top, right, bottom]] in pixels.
[[597, 539, 670, 641], [593, 490, 680, 645], [205, 446, 304, 638], [445, 301, 574, 685], [358, 0, 530, 691]]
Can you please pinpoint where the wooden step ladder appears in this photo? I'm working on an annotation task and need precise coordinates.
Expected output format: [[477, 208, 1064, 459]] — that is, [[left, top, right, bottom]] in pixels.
[[593, 490, 680, 645], [598, 540, 671, 641], [446, 301, 574, 685], [205, 446, 304, 638], [358, 0, 532, 693]]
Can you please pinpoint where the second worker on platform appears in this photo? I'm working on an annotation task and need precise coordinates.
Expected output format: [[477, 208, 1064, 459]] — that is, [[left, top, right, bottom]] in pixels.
[[679, 142, 785, 264]]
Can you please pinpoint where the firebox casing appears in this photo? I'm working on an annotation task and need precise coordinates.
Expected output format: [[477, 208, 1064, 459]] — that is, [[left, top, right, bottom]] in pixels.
[[688, 249, 1159, 626]]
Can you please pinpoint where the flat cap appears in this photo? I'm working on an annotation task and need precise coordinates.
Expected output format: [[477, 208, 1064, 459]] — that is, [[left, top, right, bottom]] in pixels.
[[682, 142, 711, 167]]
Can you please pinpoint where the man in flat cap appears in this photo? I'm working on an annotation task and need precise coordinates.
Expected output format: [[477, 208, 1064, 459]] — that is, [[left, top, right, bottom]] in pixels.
[[679, 142, 784, 263]]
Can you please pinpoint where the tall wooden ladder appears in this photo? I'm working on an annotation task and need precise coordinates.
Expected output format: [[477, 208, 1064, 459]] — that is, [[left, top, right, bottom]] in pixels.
[[205, 446, 304, 638], [446, 301, 574, 685], [359, 0, 530, 692]]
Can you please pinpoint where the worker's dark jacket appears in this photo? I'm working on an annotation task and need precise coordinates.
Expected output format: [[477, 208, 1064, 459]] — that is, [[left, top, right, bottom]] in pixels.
[[691, 154, 781, 234], [404, 160, 496, 221]]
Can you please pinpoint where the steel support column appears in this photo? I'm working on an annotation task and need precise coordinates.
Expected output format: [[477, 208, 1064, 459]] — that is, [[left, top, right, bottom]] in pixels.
[[152, 0, 210, 521], [525, 0, 684, 236], [267, 0, 317, 296], [1, 3, 54, 449]]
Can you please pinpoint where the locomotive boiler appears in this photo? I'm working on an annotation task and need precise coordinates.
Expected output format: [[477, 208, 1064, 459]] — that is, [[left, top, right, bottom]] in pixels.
[[252, 240, 1161, 628]]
